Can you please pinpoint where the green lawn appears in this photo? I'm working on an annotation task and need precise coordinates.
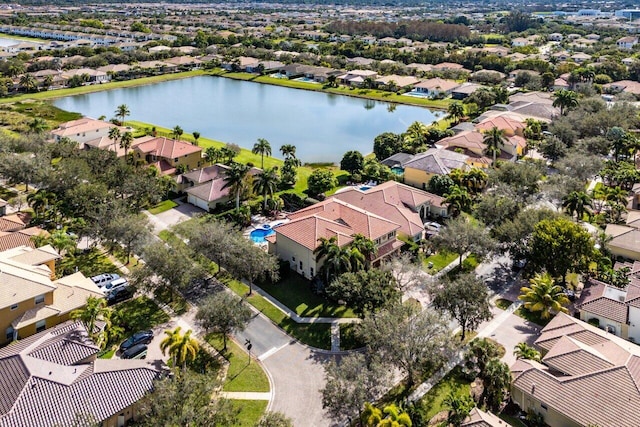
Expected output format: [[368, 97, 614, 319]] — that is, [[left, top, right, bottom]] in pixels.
[[259, 274, 357, 318], [499, 413, 527, 427], [417, 366, 473, 421], [208, 335, 270, 393], [230, 400, 268, 427], [98, 348, 115, 359], [495, 298, 513, 310], [112, 296, 170, 335], [423, 251, 458, 274], [225, 277, 331, 350], [148, 199, 179, 214], [126, 120, 348, 195], [58, 247, 120, 277], [514, 306, 552, 327]]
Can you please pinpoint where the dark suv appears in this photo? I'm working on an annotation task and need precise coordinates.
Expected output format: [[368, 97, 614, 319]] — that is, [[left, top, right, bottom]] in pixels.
[[121, 343, 148, 360], [106, 286, 134, 305], [119, 330, 153, 353]]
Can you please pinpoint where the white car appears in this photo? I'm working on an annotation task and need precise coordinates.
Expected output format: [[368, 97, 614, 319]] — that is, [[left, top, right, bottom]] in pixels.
[[103, 278, 129, 295], [91, 273, 120, 288], [424, 222, 442, 232]]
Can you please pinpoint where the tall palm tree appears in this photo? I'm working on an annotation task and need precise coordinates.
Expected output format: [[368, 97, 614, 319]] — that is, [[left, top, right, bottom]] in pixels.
[[192, 131, 200, 146], [108, 126, 121, 153], [444, 185, 472, 215], [120, 131, 134, 158], [347, 246, 366, 272], [47, 229, 77, 256], [253, 167, 280, 212], [252, 138, 272, 169], [461, 168, 488, 195], [115, 104, 130, 124], [513, 342, 541, 362], [350, 234, 377, 268], [482, 126, 506, 166], [279, 144, 297, 160], [562, 191, 593, 221], [27, 189, 57, 222], [27, 118, 48, 134], [205, 146, 221, 164], [403, 121, 428, 152], [222, 162, 250, 211], [172, 125, 184, 140], [447, 101, 465, 125], [161, 327, 199, 369], [71, 296, 111, 348], [19, 74, 38, 93], [314, 236, 351, 283], [552, 89, 579, 116], [518, 273, 570, 320]]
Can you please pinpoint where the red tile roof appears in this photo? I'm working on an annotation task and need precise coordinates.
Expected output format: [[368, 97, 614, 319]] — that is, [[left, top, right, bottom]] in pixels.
[[134, 137, 202, 159]]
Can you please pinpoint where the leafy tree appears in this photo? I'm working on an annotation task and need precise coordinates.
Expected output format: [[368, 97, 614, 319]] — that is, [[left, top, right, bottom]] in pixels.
[[256, 412, 294, 427], [326, 269, 400, 317], [137, 370, 239, 426], [552, 89, 579, 116], [27, 118, 48, 134], [253, 167, 280, 212], [562, 191, 593, 221], [307, 169, 336, 196], [362, 158, 394, 183], [433, 216, 494, 266], [528, 217, 596, 286], [160, 326, 199, 370], [447, 101, 465, 125], [519, 273, 570, 320], [115, 104, 130, 124], [539, 135, 567, 162], [462, 338, 502, 380], [380, 252, 422, 292], [444, 392, 475, 427], [340, 150, 365, 176], [373, 132, 403, 160], [432, 273, 492, 341], [513, 342, 541, 362], [358, 304, 453, 386], [222, 162, 250, 211], [489, 162, 542, 201], [322, 353, 391, 425], [252, 138, 272, 169], [474, 190, 520, 228], [555, 149, 602, 182], [493, 208, 560, 261], [195, 292, 252, 350], [102, 213, 152, 264], [427, 174, 455, 196]]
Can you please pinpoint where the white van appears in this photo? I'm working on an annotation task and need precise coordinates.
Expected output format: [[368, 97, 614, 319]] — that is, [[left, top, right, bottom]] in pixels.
[[91, 273, 120, 288], [103, 278, 129, 295]]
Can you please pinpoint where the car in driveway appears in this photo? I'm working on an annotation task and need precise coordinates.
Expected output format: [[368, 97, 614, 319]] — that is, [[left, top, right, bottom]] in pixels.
[[119, 330, 154, 353], [121, 343, 148, 360], [91, 273, 120, 288], [103, 278, 129, 295], [106, 286, 135, 305], [424, 222, 442, 232]]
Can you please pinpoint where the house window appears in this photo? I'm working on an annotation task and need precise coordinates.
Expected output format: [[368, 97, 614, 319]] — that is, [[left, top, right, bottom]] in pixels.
[[387, 232, 394, 239], [34, 295, 45, 305], [540, 403, 548, 411], [10, 303, 18, 311], [299, 261, 303, 270], [174, 158, 179, 162], [292, 256, 296, 262], [184, 154, 188, 158], [5, 327, 14, 341], [35, 320, 46, 333]]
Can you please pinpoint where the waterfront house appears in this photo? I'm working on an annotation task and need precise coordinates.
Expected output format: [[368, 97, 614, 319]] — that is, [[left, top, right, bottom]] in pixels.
[[182, 164, 261, 211], [0, 245, 103, 345], [51, 118, 117, 149], [337, 70, 378, 86], [511, 313, 640, 427], [60, 68, 110, 84], [133, 137, 203, 175], [0, 321, 164, 427], [413, 78, 459, 97], [402, 148, 471, 190]]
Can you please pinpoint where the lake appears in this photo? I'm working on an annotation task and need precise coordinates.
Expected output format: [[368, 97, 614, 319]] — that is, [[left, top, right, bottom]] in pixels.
[[0, 36, 41, 47], [53, 76, 442, 163]]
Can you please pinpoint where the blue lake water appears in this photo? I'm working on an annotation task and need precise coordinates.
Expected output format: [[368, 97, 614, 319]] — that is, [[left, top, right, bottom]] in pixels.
[[53, 75, 443, 163]]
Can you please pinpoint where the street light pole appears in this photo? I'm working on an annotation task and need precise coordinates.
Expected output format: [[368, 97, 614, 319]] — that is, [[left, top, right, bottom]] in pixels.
[[245, 339, 252, 365]]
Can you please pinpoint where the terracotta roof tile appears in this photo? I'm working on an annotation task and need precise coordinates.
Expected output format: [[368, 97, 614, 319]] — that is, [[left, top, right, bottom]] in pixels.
[[134, 137, 202, 159]]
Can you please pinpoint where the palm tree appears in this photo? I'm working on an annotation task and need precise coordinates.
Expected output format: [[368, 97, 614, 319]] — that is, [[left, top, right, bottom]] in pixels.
[[253, 167, 280, 212], [19, 74, 38, 93], [252, 138, 272, 169], [513, 342, 541, 362], [362, 402, 383, 426], [71, 296, 111, 348], [192, 131, 200, 146], [314, 236, 351, 283], [492, 85, 509, 104], [47, 229, 77, 256], [552, 89, 579, 115], [205, 146, 221, 164], [447, 101, 465, 125], [562, 191, 593, 221], [350, 234, 378, 268], [461, 168, 488, 195], [119, 131, 134, 158], [108, 126, 121, 152], [444, 392, 474, 427], [444, 185, 472, 215], [42, 74, 53, 90], [27, 189, 57, 222], [160, 327, 198, 369], [27, 118, 48, 134], [379, 404, 412, 427], [279, 144, 297, 160], [518, 273, 570, 320], [115, 104, 130, 124], [347, 246, 366, 272], [172, 125, 184, 140], [403, 121, 428, 152], [222, 162, 250, 211], [605, 186, 628, 207], [482, 126, 506, 166]]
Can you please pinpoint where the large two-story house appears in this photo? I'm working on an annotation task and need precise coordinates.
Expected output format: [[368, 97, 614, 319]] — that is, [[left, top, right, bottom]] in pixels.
[[132, 137, 203, 175]]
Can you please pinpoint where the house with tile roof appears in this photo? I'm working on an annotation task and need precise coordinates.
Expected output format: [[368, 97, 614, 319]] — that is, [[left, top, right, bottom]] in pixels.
[[0, 227, 47, 252], [605, 215, 640, 261], [0, 321, 164, 427], [133, 137, 203, 175], [413, 78, 460, 97], [50, 118, 117, 149], [461, 408, 508, 426], [267, 182, 443, 279], [0, 245, 102, 346], [402, 148, 471, 190], [511, 313, 640, 427]]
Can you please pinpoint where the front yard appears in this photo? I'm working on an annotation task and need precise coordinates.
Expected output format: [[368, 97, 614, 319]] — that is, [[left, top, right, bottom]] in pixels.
[[423, 251, 458, 274], [207, 335, 270, 393]]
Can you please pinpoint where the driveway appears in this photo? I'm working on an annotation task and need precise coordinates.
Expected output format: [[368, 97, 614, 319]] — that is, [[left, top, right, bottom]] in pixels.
[[146, 200, 204, 232], [485, 313, 541, 366]]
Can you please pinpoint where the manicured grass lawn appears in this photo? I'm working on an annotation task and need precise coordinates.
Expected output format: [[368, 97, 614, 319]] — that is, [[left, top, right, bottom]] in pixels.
[[59, 247, 120, 277], [148, 199, 179, 214], [98, 348, 115, 359], [112, 296, 170, 335], [417, 366, 472, 421], [153, 285, 189, 315], [225, 277, 331, 350], [499, 413, 527, 427], [260, 274, 357, 318], [514, 306, 552, 327], [446, 254, 482, 279], [207, 335, 270, 393], [126, 120, 348, 195], [230, 400, 268, 427], [423, 251, 458, 274], [0, 186, 18, 201], [495, 298, 513, 310]]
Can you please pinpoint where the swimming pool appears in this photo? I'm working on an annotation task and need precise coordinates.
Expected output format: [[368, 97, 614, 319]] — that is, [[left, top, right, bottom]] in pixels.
[[294, 77, 320, 84], [359, 186, 371, 191], [391, 167, 404, 176], [250, 228, 275, 243]]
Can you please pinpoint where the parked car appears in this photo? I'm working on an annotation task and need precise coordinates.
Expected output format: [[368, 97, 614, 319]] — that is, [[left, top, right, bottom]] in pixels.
[[121, 343, 148, 360], [424, 222, 442, 232], [564, 289, 576, 301], [91, 273, 120, 288], [119, 330, 154, 353], [106, 286, 135, 305], [103, 278, 129, 295]]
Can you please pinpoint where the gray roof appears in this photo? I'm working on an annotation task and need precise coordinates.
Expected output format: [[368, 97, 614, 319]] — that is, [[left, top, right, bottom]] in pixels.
[[380, 152, 414, 168], [0, 321, 164, 427], [403, 148, 469, 174]]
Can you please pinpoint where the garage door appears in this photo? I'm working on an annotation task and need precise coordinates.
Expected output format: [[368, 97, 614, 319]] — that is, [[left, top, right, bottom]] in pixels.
[[188, 195, 209, 211]]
